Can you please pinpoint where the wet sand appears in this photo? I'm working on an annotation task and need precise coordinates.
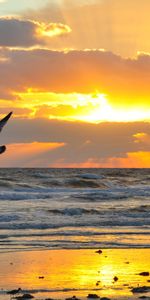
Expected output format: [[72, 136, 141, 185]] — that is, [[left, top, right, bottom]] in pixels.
[[0, 249, 149, 300]]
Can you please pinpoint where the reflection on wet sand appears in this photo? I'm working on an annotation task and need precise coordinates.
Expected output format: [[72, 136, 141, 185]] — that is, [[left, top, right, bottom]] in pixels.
[[0, 249, 149, 299]]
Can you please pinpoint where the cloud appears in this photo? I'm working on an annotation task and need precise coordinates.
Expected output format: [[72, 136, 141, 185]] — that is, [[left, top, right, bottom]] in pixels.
[[1, 118, 150, 167], [1, 117, 150, 167], [0, 107, 32, 118], [0, 17, 71, 47], [133, 132, 150, 146], [0, 141, 65, 167], [23, 0, 150, 57], [0, 48, 150, 109], [60, 152, 150, 168], [39, 22, 71, 37]]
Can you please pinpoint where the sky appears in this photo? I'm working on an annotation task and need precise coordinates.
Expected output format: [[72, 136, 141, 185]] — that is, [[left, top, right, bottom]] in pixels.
[[0, 0, 150, 167]]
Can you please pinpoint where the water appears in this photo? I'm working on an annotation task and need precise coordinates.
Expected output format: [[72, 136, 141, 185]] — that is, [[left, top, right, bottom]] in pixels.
[[0, 168, 149, 251]]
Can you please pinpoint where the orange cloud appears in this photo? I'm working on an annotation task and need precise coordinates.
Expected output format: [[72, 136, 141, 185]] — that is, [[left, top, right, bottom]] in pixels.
[[0, 142, 65, 167], [1, 48, 150, 112], [37, 22, 71, 38], [50, 152, 150, 168], [1, 114, 150, 167], [24, 0, 150, 57], [133, 133, 150, 145], [102, 152, 150, 168]]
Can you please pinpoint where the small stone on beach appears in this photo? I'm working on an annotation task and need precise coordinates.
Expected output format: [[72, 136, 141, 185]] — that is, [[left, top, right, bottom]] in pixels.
[[15, 294, 34, 299], [113, 276, 118, 282], [87, 293, 99, 298], [7, 288, 22, 295], [139, 272, 149, 276], [65, 296, 80, 300], [95, 250, 103, 254], [131, 286, 150, 294]]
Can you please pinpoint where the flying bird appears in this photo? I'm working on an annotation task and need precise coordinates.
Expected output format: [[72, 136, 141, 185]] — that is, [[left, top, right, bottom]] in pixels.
[[0, 112, 12, 154], [7, 287, 22, 299]]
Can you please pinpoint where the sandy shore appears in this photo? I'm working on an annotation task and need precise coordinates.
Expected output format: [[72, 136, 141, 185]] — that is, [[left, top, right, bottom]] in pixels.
[[0, 249, 149, 300]]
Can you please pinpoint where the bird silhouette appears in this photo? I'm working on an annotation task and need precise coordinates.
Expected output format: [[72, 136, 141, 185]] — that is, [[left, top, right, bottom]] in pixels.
[[7, 287, 22, 298], [0, 112, 12, 154]]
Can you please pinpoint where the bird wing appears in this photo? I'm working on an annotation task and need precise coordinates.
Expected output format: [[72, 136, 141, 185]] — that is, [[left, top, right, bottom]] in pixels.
[[0, 112, 12, 155], [0, 145, 6, 154], [0, 112, 12, 132]]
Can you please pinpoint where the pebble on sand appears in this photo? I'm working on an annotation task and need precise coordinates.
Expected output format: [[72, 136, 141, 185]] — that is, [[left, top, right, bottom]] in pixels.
[[131, 286, 150, 294], [95, 250, 103, 254], [87, 293, 99, 298], [139, 272, 150, 276], [113, 276, 118, 282], [65, 296, 80, 300], [7, 288, 22, 295], [15, 293, 34, 299]]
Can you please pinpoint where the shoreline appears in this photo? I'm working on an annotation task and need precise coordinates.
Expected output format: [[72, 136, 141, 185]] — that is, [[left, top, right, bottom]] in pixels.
[[0, 249, 149, 300]]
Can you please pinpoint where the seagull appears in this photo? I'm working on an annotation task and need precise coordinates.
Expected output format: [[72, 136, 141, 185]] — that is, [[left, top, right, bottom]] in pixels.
[[7, 287, 22, 298], [0, 112, 12, 154]]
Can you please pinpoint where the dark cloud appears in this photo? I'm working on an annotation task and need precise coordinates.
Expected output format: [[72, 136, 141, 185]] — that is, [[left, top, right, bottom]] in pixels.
[[0, 17, 41, 47], [0, 17, 71, 47]]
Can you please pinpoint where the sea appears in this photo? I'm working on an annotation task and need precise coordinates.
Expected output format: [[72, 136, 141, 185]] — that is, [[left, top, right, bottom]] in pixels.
[[0, 168, 149, 252]]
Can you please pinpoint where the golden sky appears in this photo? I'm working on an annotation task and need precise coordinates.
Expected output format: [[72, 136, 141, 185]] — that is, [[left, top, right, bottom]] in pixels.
[[0, 0, 150, 167]]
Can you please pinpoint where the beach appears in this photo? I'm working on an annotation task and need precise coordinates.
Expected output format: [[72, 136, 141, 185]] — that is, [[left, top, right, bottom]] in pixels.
[[0, 249, 150, 300]]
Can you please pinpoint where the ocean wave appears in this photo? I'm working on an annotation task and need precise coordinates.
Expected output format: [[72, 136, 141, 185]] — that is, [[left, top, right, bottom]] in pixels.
[[1, 228, 150, 239], [0, 184, 150, 201], [0, 287, 117, 295], [34, 172, 54, 179], [72, 191, 129, 201], [130, 205, 150, 212], [77, 173, 105, 179], [65, 178, 106, 188], [47, 207, 101, 216], [0, 214, 20, 222], [0, 216, 149, 229], [0, 180, 14, 188], [0, 168, 150, 251], [0, 239, 150, 251], [0, 192, 52, 200], [47, 206, 150, 217]]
